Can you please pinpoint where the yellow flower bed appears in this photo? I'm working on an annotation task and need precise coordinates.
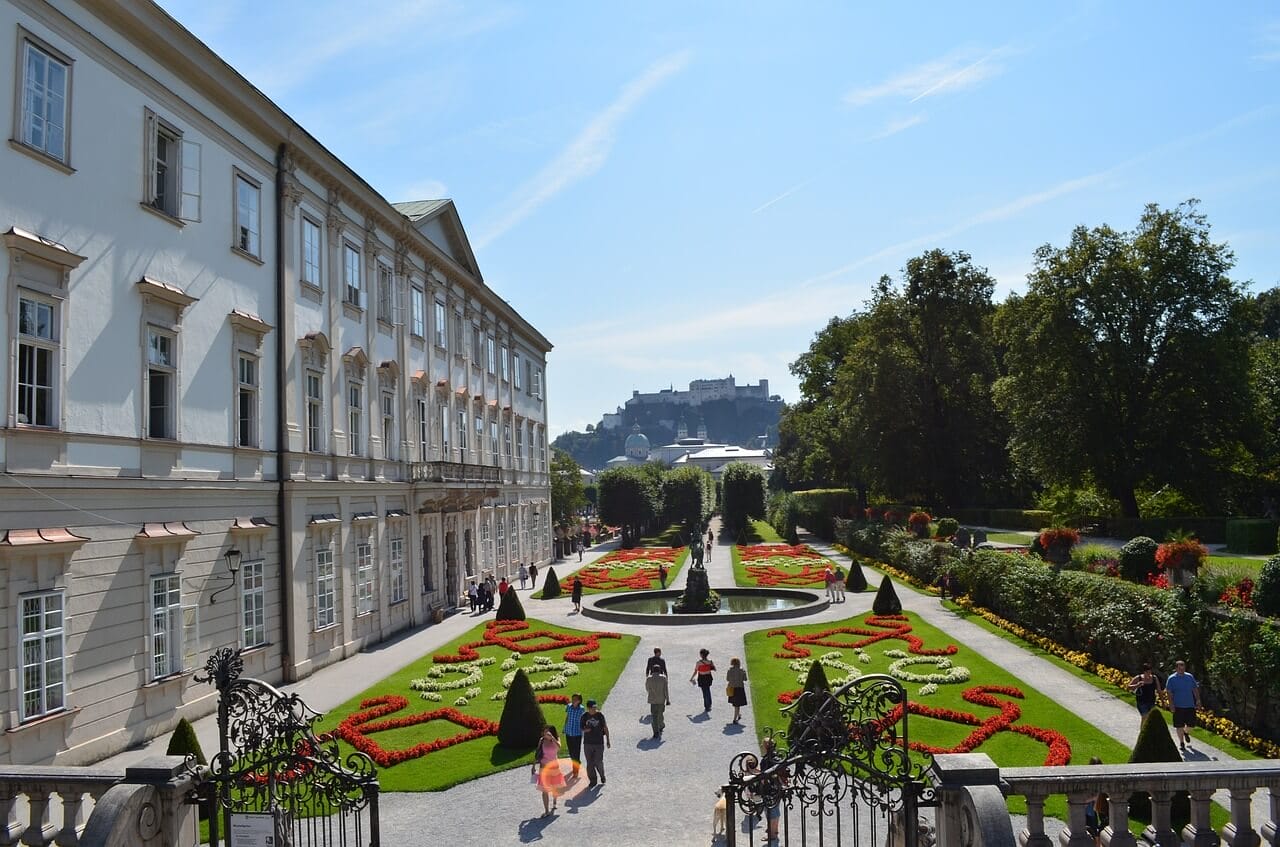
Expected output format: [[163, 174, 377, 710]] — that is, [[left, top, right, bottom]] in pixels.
[[831, 544, 1280, 759]]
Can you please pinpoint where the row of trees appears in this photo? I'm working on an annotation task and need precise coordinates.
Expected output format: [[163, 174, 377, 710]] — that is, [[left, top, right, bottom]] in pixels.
[[592, 464, 717, 546], [776, 201, 1280, 517]]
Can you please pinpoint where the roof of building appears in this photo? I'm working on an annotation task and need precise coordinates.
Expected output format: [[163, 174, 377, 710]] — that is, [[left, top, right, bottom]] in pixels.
[[393, 199, 452, 221], [685, 445, 772, 460]]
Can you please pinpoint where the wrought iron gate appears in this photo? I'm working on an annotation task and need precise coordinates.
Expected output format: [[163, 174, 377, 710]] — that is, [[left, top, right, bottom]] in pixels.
[[722, 674, 935, 847], [188, 648, 380, 847]]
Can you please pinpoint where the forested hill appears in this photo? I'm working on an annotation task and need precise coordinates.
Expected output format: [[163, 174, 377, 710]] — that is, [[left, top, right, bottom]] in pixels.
[[552, 397, 783, 470]]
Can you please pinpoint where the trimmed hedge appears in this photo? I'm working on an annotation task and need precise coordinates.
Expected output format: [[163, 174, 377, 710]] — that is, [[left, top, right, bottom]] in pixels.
[[988, 509, 1054, 530], [1105, 517, 1229, 544], [1225, 519, 1279, 555]]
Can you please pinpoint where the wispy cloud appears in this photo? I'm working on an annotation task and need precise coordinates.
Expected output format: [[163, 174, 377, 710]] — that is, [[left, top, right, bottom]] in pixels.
[[867, 113, 927, 141], [845, 47, 1012, 107], [752, 180, 810, 214], [475, 50, 692, 248]]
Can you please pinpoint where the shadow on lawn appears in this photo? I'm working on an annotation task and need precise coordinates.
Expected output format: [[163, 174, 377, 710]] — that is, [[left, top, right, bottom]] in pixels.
[[490, 744, 532, 767]]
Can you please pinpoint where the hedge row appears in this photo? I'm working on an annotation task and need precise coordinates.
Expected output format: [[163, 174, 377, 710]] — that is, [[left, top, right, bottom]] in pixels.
[[1225, 519, 1279, 555]]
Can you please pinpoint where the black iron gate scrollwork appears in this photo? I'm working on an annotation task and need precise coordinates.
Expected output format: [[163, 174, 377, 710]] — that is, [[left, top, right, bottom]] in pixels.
[[723, 674, 936, 847], [187, 648, 380, 847]]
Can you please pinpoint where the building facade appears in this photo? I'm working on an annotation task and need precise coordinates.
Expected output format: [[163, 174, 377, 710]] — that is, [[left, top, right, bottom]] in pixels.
[[0, 0, 551, 766], [624, 375, 771, 410]]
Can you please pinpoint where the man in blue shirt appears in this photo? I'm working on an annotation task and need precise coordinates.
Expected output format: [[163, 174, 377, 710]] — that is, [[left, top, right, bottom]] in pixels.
[[1165, 660, 1201, 752], [563, 693, 585, 779]]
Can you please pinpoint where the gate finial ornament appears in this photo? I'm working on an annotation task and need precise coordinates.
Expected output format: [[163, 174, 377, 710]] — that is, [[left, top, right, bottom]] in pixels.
[[194, 647, 244, 692]]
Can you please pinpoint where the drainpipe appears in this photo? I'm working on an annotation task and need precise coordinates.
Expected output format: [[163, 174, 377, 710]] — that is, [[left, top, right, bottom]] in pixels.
[[275, 143, 296, 682]]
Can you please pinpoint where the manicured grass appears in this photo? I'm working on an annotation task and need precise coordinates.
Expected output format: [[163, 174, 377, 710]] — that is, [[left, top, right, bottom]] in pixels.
[[744, 611, 1131, 823], [311, 617, 639, 791], [1205, 554, 1268, 577], [732, 543, 837, 588], [987, 531, 1035, 545], [741, 519, 785, 543], [536, 548, 691, 598], [640, 523, 687, 546]]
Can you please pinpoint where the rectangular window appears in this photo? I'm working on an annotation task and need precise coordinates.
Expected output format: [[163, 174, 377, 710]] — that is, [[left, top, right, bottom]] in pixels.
[[147, 328, 175, 439], [490, 419, 499, 457], [504, 422, 512, 460], [472, 326, 482, 363], [513, 353, 522, 390], [390, 536, 405, 603], [495, 516, 505, 566], [539, 428, 547, 470], [237, 355, 258, 448], [241, 560, 266, 648], [454, 314, 465, 357], [456, 408, 468, 451], [16, 294, 58, 427], [343, 244, 362, 307], [417, 398, 429, 458], [151, 574, 183, 680], [19, 39, 70, 163], [421, 534, 433, 592], [356, 542, 374, 615], [475, 414, 484, 458], [434, 300, 447, 348], [439, 404, 449, 455], [486, 336, 496, 374], [410, 287, 426, 337], [148, 115, 181, 216], [500, 345, 510, 382], [348, 383, 362, 456], [525, 361, 533, 396], [481, 519, 491, 569], [234, 174, 261, 257], [534, 368, 543, 400], [301, 217, 322, 286], [306, 371, 323, 453], [20, 591, 64, 721], [315, 544, 335, 628], [507, 514, 516, 563], [377, 264, 393, 323], [382, 392, 395, 459], [516, 424, 524, 462]]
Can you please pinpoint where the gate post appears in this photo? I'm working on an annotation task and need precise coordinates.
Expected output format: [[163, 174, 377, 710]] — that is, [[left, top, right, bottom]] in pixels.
[[81, 756, 198, 847], [930, 753, 1016, 847]]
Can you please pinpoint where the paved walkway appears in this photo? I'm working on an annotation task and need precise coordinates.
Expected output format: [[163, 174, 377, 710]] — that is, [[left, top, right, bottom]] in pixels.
[[96, 521, 1266, 845]]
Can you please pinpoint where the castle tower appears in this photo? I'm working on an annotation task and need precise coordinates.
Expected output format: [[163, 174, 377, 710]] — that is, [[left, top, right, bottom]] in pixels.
[[697, 421, 708, 440], [677, 419, 688, 439]]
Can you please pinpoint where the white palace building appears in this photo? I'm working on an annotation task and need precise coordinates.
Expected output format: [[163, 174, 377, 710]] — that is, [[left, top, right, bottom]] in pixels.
[[0, 0, 552, 765]]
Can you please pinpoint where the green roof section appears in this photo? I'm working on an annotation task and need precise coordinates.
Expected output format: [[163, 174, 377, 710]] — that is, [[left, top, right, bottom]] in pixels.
[[393, 199, 451, 222]]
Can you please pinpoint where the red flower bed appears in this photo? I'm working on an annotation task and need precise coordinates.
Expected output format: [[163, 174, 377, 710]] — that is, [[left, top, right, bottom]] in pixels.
[[767, 614, 959, 660], [326, 695, 501, 768], [740, 544, 831, 587], [745, 563, 829, 588], [432, 619, 621, 664], [593, 547, 682, 565], [738, 544, 823, 560]]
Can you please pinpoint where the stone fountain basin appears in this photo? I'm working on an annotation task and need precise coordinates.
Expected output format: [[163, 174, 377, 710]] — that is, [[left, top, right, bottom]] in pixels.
[[582, 588, 828, 625]]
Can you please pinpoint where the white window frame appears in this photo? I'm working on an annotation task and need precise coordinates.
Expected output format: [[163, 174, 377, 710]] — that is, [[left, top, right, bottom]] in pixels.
[[306, 370, 324, 453], [495, 515, 506, 566], [315, 542, 336, 629], [15, 292, 59, 428], [456, 408, 468, 452], [348, 381, 363, 456], [503, 421, 512, 462], [16, 33, 72, 165], [417, 398, 429, 459], [241, 559, 266, 648], [489, 418, 499, 458], [356, 540, 374, 616], [146, 327, 177, 440], [144, 110, 183, 218], [237, 354, 259, 448], [390, 536, 406, 603], [301, 216, 322, 287], [480, 518, 492, 570], [513, 353, 522, 390], [410, 287, 425, 338], [474, 413, 484, 459], [534, 367, 543, 400], [454, 313, 465, 357], [439, 403, 450, 457], [500, 345, 509, 382], [381, 391, 395, 460], [376, 263, 393, 323], [19, 590, 65, 722], [515, 423, 524, 463], [151, 573, 184, 680], [343, 243, 362, 308], [486, 336, 496, 375], [472, 325, 482, 364], [434, 300, 447, 349], [233, 171, 261, 258]]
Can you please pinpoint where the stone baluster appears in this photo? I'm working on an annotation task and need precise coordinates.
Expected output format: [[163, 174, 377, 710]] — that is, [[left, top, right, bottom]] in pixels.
[[1022, 791, 1054, 847], [1103, 794, 1137, 847], [53, 787, 85, 847], [1, 785, 21, 846], [1223, 787, 1261, 847], [1148, 790, 1178, 847], [1183, 788, 1221, 847], [1260, 787, 1278, 847], [1060, 792, 1096, 847], [19, 787, 54, 847]]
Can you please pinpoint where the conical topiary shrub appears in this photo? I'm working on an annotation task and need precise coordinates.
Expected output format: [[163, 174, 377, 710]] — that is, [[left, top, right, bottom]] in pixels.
[[787, 660, 833, 748], [166, 716, 206, 765], [497, 668, 546, 750], [845, 562, 868, 593], [1127, 709, 1189, 829], [872, 576, 902, 614], [541, 566, 561, 599], [496, 587, 526, 621]]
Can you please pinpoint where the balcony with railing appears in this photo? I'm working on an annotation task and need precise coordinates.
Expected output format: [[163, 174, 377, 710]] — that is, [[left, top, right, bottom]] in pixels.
[[410, 461, 503, 484]]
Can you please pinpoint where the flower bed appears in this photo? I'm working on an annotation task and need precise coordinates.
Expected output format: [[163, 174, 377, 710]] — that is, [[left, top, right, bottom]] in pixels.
[[735, 543, 836, 587], [552, 547, 688, 595]]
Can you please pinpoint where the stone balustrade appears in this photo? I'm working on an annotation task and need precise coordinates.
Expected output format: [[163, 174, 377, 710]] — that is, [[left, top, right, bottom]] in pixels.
[[0, 757, 196, 847], [933, 754, 1280, 847]]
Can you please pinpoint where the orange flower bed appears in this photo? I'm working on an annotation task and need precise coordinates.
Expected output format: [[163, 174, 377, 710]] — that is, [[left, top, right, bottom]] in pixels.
[[738, 543, 833, 587], [433, 619, 621, 664]]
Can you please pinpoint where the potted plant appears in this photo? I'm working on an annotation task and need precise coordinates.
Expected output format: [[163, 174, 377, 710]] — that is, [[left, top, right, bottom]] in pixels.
[[1037, 526, 1080, 566], [907, 511, 933, 539], [1156, 533, 1208, 588]]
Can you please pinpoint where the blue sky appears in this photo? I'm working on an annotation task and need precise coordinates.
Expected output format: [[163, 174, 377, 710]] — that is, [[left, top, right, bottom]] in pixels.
[[158, 1, 1280, 437]]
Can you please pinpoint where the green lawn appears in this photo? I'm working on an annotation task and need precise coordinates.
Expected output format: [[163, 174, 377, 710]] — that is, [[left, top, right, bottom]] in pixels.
[[744, 610, 1131, 823], [987, 531, 1035, 545], [534, 548, 691, 598], [640, 523, 687, 546], [741, 519, 785, 543], [311, 617, 639, 791], [1205, 553, 1269, 577], [732, 543, 836, 588]]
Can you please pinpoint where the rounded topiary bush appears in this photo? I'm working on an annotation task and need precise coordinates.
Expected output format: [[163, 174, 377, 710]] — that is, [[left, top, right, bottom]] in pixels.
[[541, 566, 561, 599], [1119, 536, 1159, 582], [872, 576, 903, 614], [845, 562, 868, 593], [1255, 554, 1280, 618], [496, 586, 526, 620], [935, 517, 959, 538], [497, 669, 546, 750], [166, 717, 206, 766]]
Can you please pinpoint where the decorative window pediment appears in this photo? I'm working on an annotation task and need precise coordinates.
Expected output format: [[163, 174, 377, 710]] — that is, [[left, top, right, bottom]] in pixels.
[[229, 310, 273, 347], [137, 276, 197, 313]]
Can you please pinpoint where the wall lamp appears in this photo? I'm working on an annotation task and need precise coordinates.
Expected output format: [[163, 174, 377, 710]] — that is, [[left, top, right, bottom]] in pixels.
[[210, 547, 243, 603]]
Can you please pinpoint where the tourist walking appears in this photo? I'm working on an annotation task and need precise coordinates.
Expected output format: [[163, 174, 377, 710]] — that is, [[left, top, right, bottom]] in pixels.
[[518, 563, 528, 590], [533, 725, 565, 817], [1127, 663, 1163, 722], [571, 576, 584, 613], [578, 536, 584, 561], [833, 567, 846, 602], [467, 580, 478, 613], [705, 530, 712, 562], [690, 648, 716, 713], [759, 737, 785, 846], [1165, 660, 1202, 751], [725, 657, 748, 724], [658, 563, 668, 588], [824, 567, 838, 603], [645, 664, 671, 738], [563, 694, 585, 779], [582, 699, 610, 787], [645, 647, 667, 677], [529, 563, 538, 585]]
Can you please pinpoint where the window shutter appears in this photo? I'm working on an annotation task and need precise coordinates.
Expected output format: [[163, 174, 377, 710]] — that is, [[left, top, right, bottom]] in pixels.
[[180, 140, 202, 221], [182, 603, 200, 669]]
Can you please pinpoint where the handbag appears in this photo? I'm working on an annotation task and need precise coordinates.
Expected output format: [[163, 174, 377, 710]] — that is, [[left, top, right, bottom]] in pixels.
[[726, 685, 734, 697]]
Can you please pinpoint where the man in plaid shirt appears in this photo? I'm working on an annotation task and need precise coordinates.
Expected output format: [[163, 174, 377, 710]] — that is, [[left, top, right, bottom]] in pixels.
[[563, 693, 585, 778]]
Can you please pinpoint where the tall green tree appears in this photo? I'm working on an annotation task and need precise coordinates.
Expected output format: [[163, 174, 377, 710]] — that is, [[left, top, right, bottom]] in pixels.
[[661, 466, 714, 533], [597, 465, 661, 547], [721, 462, 768, 539], [549, 449, 587, 529], [994, 201, 1253, 517]]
